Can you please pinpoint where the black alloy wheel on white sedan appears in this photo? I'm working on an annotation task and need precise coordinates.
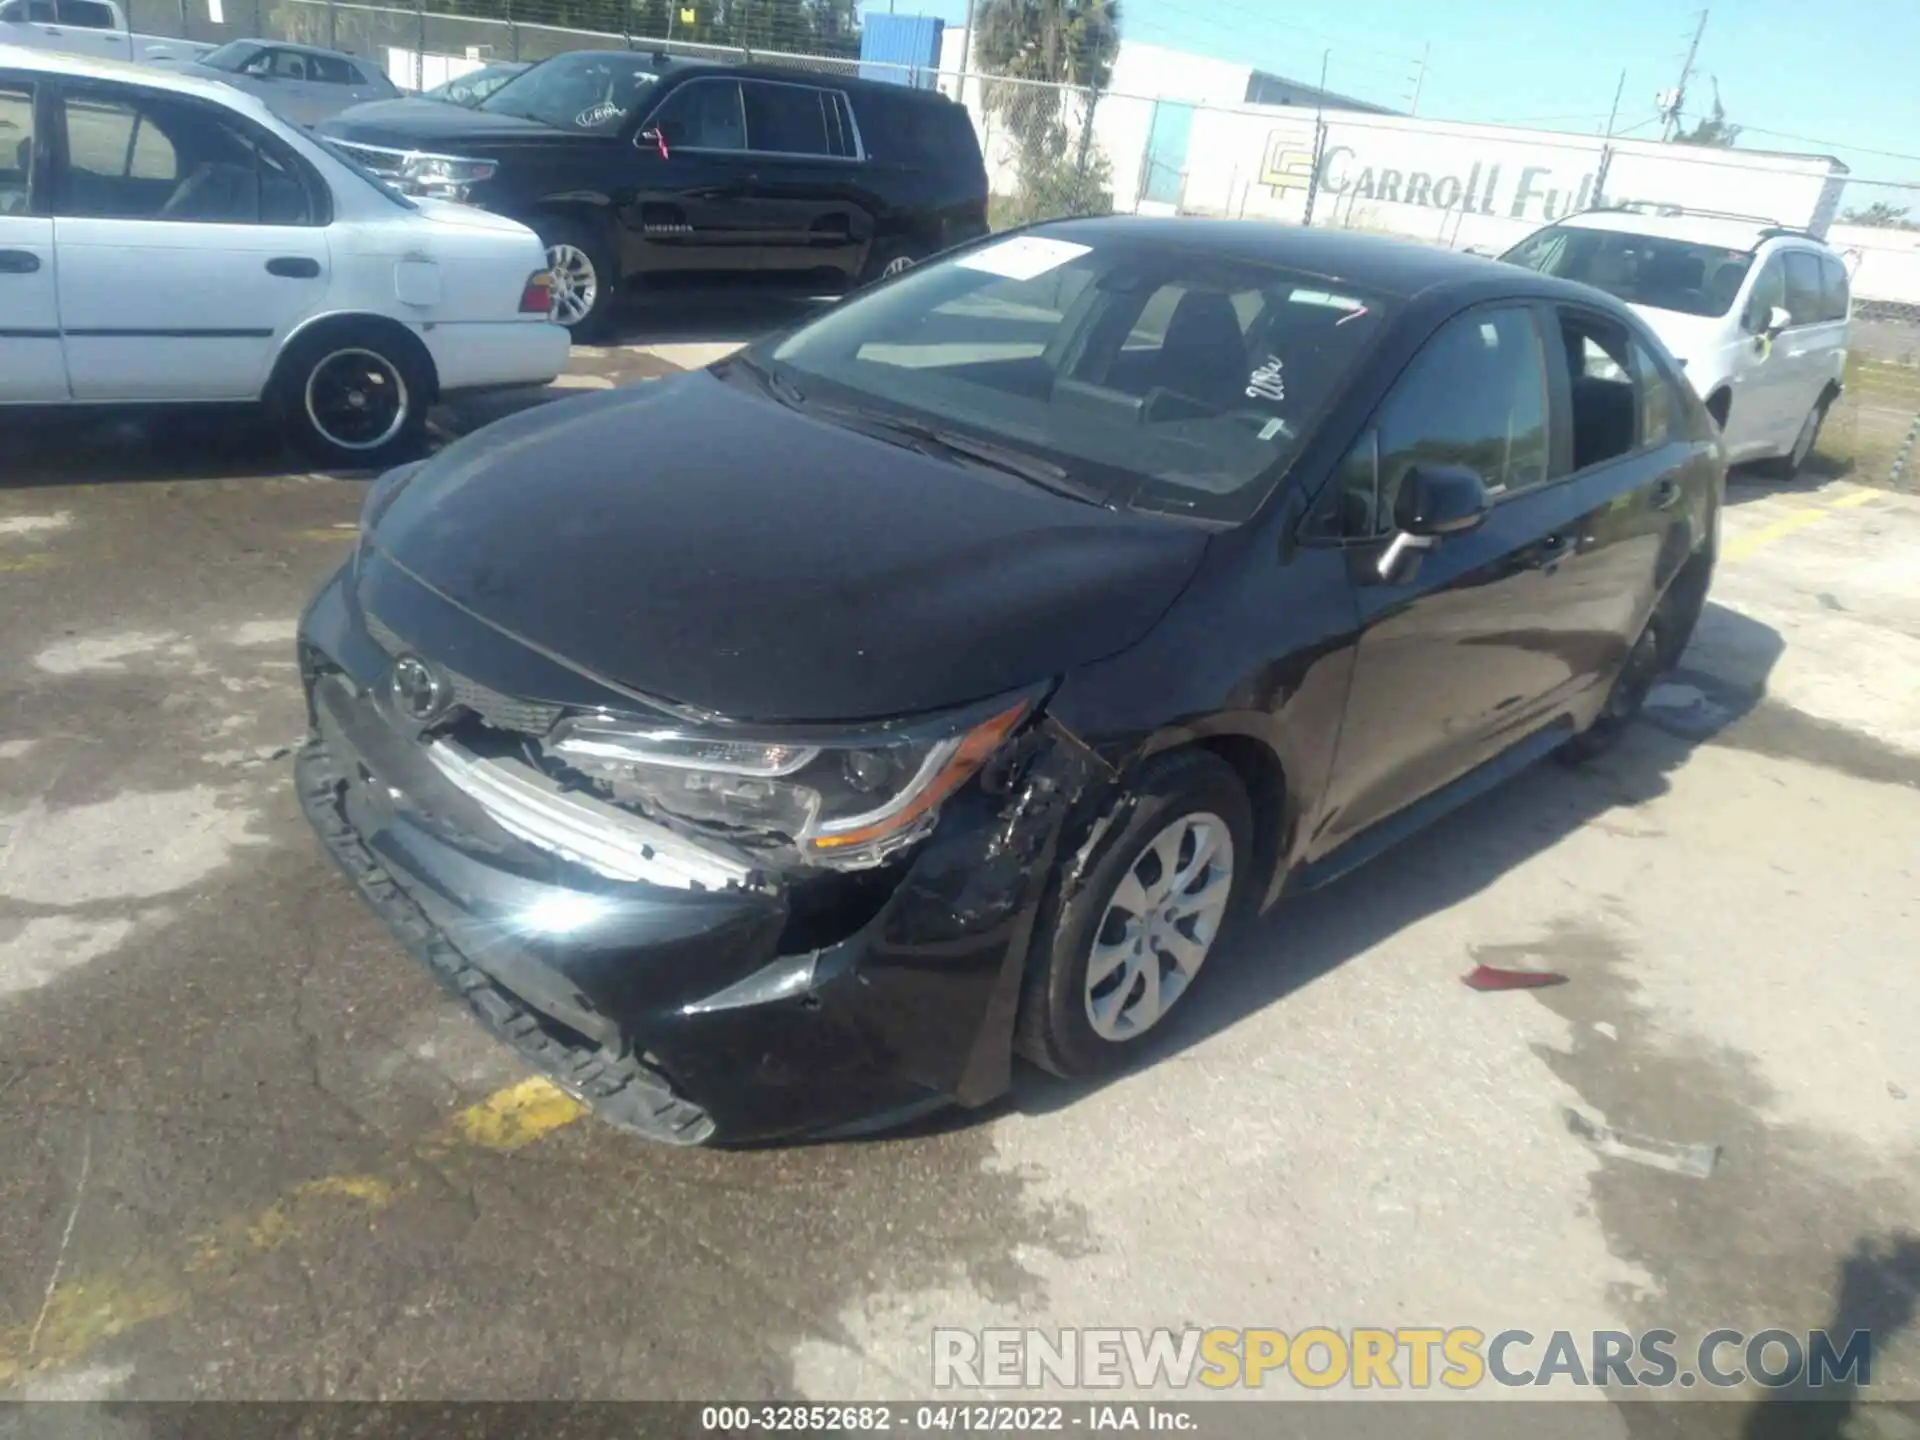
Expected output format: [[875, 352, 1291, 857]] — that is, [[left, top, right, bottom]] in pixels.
[[275, 323, 432, 469], [1016, 750, 1252, 1079]]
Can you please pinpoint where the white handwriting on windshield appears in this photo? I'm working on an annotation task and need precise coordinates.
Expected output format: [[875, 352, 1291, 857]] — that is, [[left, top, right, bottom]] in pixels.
[[1245, 355, 1286, 403]]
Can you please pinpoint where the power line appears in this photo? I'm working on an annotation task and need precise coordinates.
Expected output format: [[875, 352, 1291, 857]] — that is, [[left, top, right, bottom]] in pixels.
[[1737, 126, 1920, 165]]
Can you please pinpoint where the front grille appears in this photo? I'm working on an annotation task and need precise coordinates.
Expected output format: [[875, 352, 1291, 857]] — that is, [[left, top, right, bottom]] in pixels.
[[364, 612, 564, 737]]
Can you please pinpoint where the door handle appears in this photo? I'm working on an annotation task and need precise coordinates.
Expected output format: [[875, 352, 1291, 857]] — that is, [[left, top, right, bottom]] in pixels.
[[1650, 477, 1683, 511], [0, 249, 41, 273], [266, 256, 321, 279]]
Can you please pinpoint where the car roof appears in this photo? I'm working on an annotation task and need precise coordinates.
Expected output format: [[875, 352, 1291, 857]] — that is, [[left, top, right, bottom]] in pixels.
[[1550, 208, 1833, 254], [0, 40, 277, 109], [1023, 215, 1608, 304]]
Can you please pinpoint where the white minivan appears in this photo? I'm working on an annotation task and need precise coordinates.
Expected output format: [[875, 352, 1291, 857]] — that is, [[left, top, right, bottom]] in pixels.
[[1503, 207, 1850, 478], [0, 44, 570, 465]]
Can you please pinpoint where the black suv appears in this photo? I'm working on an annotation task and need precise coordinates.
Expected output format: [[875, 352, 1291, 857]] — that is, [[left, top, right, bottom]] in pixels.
[[318, 50, 990, 335]]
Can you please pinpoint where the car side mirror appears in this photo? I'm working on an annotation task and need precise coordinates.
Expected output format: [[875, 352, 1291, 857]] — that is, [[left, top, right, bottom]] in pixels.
[[1765, 304, 1791, 337], [639, 125, 670, 158], [1378, 464, 1491, 582]]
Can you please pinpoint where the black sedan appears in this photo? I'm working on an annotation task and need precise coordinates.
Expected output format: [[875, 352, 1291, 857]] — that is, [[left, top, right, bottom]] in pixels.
[[295, 218, 1723, 1145]]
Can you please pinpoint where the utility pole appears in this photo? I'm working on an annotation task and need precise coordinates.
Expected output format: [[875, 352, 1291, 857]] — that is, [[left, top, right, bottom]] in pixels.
[[1660, 9, 1708, 141], [960, 0, 977, 112], [1603, 67, 1625, 136], [1406, 40, 1429, 116]]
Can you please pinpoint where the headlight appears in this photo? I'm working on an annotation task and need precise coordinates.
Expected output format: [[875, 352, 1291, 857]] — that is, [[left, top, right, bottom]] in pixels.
[[544, 695, 1037, 871], [398, 152, 496, 201]]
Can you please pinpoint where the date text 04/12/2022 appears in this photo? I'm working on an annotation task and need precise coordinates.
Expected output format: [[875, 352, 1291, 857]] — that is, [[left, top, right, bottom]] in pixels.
[[699, 1404, 1198, 1432]]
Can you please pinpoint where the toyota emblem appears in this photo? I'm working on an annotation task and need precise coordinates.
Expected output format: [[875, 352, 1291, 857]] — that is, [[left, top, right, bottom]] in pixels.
[[389, 655, 449, 724]]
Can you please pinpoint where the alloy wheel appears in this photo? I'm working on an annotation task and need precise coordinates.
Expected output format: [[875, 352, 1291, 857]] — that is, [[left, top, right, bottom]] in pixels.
[[1084, 812, 1235, 1042], [547, 243, 599, 326], [303, 349, 409, 454]]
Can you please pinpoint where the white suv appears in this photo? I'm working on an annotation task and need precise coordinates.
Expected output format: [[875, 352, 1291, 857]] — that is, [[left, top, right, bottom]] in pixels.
[[0, 45, 569, 465], [1503, 207, 1850, 478]]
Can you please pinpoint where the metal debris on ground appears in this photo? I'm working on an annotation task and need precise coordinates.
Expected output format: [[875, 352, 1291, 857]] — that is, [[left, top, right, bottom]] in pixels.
[[1565, 1108, 1720, 1179], [1462, 962, 1569, 991]]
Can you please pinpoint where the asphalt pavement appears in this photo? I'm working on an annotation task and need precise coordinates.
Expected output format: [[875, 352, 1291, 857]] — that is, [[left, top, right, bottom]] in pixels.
[[1, 297, 1917, 1428]]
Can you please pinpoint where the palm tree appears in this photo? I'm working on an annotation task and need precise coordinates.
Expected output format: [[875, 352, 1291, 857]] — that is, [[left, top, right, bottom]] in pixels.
[[973, 0, 1122, 217]]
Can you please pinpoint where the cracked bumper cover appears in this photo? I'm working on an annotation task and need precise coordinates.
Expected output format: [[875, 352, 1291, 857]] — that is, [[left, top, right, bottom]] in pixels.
[[294, 565, 1095, 1145]]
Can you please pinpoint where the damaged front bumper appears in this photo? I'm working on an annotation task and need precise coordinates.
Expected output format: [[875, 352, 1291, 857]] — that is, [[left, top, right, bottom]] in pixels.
[[294, 563, 1101, 1145]]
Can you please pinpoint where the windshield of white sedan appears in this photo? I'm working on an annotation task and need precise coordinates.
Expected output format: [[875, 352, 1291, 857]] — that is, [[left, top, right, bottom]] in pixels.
[[479, 53, 660, 133], [1503, 225, 1755, 318], [765, 237, 1390, 520]]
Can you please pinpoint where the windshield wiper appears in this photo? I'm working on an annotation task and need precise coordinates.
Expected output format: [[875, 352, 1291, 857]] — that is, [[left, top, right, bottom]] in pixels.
[[730, 353, 808, 410], [826, 409, 1112, 507]]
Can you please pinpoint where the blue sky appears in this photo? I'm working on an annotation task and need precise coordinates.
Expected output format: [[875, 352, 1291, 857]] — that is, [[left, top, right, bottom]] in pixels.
[[866, 0, 1920, 194]]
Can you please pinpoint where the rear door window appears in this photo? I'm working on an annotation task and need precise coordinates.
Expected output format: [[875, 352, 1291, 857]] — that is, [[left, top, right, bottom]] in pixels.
[[307, 54, 356, 85], [1817, 254, 1851, 323], [55, 88, 318, 225], [1782, 251, 1824, 328], [0, 81, 33, 214], [741, 80, 833, 157]]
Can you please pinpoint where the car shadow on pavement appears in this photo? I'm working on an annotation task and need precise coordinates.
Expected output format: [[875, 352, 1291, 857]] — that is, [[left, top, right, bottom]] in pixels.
[[1006, 599, 1788, 1124], [0, 392, 574, 488]]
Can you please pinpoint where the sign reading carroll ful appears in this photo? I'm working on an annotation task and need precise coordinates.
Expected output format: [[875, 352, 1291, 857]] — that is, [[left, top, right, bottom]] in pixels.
[[1261, 133, 1603, 223]]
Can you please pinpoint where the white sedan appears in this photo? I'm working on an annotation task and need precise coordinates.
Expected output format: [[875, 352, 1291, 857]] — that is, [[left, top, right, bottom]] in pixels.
[[0, 44, 569, 465]]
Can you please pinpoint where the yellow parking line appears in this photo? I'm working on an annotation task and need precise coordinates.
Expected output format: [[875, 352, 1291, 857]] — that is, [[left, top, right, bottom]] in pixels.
[[0, 553, 57, 573], [1723, 487, 1878, 565], [0, 1077, 585, 1386]]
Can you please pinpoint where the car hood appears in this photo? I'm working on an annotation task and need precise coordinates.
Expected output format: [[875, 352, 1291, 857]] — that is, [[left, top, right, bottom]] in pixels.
[[319, 98, 573, 148], [1626, 305, 1735, 382], [364, 371, 1211, 724]]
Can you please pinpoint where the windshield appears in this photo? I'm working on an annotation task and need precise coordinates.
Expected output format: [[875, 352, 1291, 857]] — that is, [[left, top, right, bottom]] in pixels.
[[764, 233, 1391, 521], [430, 64, 523, 106], [1503, 224, 1756, 318], [197, 40, 263, 72], [479, 52, 662, 132]]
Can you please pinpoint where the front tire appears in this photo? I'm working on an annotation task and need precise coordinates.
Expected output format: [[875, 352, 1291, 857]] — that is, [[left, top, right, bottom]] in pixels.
[[1016, 750, 1252, 1079], [274, 325, 431, 469], [1559, 548, 1711, 763], [539, 213, 616, 339]]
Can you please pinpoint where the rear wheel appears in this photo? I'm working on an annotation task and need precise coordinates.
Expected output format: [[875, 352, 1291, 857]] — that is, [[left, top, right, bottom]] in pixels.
[[274, 324, 432, 469], [1015, 750, 1251, 1079], [538, 213, 616, 339]]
